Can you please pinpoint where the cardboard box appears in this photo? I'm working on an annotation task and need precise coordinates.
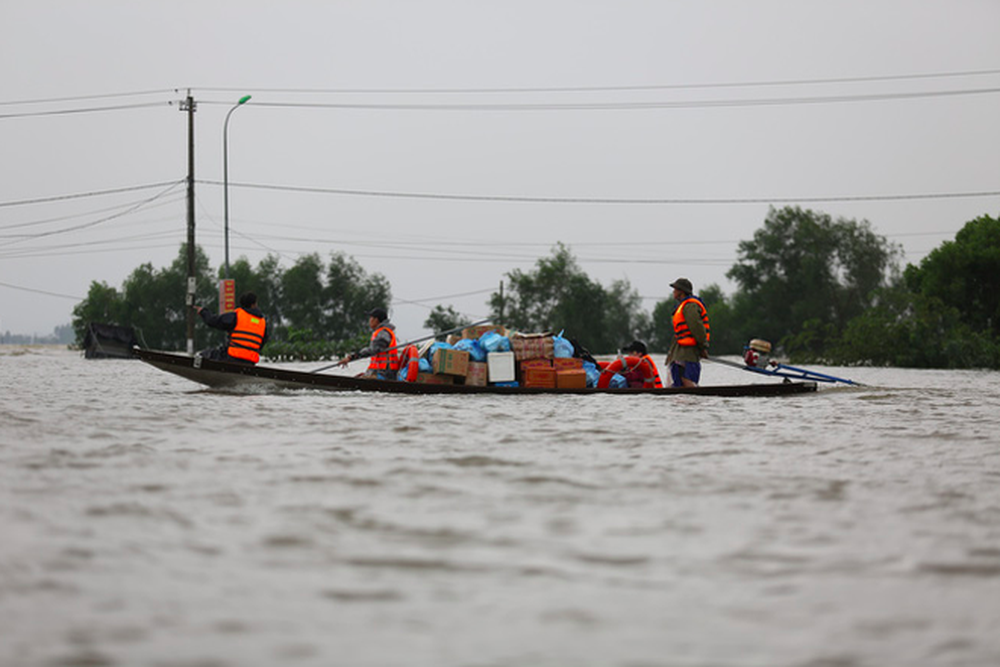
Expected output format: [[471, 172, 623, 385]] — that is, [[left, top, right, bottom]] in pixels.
[[465, 361, 488, 387], [553, 357, 583, 370], [433, 348, 470, 377], [462, 324, 507, 340], [520, 358, 552, 372], [523, 366, 556, 388], [510, 334, 554, 361], [414, 372, 454, 385], [556, 369, 587, 389], [487, 351, 515, 383]]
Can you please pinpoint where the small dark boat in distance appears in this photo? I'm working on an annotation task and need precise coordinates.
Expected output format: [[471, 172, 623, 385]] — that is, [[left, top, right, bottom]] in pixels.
[[136, 348, 818, 397]]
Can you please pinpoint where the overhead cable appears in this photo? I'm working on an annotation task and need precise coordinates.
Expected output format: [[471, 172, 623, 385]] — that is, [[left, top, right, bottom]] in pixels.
[[0, 89, 178, 107], [0, 101, 169, 120], [0, 180, 185, 208], [200, 86, 1000, 112], [0, 181, 184, 248], [202, 179, 1000, 205], [0, 280, 83, 300], [193, 68, 1000, 95]]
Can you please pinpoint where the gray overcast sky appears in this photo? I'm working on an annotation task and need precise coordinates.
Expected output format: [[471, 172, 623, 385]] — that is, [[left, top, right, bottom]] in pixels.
[[2, 0, 999, 339]]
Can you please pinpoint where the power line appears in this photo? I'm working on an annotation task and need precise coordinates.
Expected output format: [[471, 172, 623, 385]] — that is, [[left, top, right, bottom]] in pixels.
[[0, 101, 169, 120], [0, 180, 185, 208], [0, 89, 178, 107], [0, 193, 184, 233], [193, 68, 1000, 95], [0, 182, 184, 248], [0, 280, 83, 301], [201, 179, 1000, 205], [200, 86, 1000, 112]]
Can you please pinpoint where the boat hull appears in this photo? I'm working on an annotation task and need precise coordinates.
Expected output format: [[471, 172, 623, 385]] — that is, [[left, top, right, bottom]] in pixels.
[[136, 349, 818, 397]]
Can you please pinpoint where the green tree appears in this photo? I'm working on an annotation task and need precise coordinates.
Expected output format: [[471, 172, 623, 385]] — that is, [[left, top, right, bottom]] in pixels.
[[71, 281, 124, 344], [726, 206, 900, 358], [71, 244, 214, 350], [903, 214, 1000, 338], [424, 305, 471, 339], [279, 253, 327, 336], [323, 252, 392, 340], [830, 285, 999, 368], [828, 215, 1000, 369], [488, 244, 647, 353]]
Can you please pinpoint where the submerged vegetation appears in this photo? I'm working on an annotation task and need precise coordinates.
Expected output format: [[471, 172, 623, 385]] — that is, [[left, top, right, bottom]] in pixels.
[[70, 208, 1000, 368]]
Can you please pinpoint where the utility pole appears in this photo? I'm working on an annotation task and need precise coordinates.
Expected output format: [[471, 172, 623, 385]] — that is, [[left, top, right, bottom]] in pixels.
[[498, 280, 505, 326], [181, 92, 197, 355]]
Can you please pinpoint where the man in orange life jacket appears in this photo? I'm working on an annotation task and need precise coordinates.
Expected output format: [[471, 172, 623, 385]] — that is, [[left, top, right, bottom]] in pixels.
[[665, 278, 710, 387], [336, 307, 400, 380], [194, 291, 269, 364]]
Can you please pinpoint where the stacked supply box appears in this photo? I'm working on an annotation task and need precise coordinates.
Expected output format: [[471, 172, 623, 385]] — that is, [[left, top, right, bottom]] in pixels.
[[510, 333, 554, 361], [465, 361, 488, 387], [523, 365, 556, 388], [433, 348, 469, 377], [486, 351, 515, 383], [519, 358, 555, 388], [414, 372, 454, 385], [556, 368, 587, 389], [553, 356, 586, 388]]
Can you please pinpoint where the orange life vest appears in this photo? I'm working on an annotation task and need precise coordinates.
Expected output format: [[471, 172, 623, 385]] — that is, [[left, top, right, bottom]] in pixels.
[[672, 297, 710, 347], [368, 326, 400, 372], [598, 355, 661, 388], [227, 308, 266, 363]]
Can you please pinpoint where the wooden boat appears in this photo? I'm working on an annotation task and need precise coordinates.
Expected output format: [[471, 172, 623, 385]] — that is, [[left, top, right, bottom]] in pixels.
[[136, 348, 817, 397]]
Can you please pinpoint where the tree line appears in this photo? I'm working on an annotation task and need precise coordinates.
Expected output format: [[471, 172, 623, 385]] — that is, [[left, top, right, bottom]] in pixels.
[[71, 207, 1000, 368]]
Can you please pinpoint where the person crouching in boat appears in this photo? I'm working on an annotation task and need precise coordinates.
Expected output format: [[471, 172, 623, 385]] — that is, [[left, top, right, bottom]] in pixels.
[[336, 307, 401, 380], [598, 340, 663, 388], [665, 278, 710, 387], [193, 291, 269, 364]]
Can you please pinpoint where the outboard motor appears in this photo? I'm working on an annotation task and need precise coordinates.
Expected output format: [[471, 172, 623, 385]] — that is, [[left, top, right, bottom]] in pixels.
[[743, 339, 772, 368]]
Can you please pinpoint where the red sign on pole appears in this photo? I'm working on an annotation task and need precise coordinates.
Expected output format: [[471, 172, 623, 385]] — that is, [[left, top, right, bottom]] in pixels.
[[219, 279, 236, 313]]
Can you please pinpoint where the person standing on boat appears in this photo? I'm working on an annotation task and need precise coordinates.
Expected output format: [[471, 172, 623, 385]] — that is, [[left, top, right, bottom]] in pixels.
[[665, 278, 710, 387], [193, 291, 269, 364], [337, 307, 400, 379]]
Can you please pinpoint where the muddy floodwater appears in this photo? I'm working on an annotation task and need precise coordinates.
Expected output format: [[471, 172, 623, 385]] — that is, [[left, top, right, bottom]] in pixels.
[[2, 347, 999, 666]]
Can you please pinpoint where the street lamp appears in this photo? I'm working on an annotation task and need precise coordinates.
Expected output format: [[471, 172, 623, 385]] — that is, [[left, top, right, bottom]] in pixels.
[[223, 94, 252, 278]]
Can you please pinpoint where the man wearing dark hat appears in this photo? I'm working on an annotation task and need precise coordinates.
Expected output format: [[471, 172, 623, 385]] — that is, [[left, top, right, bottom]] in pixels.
[[665, 278, 710, 387], [193, 291, 269, 364], [337, 307, 400, 379]]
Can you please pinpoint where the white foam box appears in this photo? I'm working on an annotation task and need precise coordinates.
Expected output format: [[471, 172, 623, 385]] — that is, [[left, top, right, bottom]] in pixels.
[[487, 351, 516, 383]]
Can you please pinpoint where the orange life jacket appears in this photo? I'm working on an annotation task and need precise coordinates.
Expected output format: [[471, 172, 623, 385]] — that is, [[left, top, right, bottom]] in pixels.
[[672, 297, 710, 347], [368, 326, 400, 372], [227, 308, 266, 363], [598, 355, 661, 388]]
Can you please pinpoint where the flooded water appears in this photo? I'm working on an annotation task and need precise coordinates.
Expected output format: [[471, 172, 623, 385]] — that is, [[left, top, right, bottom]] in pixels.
[[2, 346, 999, 667]]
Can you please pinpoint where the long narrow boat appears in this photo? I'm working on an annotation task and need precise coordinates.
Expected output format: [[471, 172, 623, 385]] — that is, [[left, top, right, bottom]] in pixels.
[[136, 348, 817, 397]]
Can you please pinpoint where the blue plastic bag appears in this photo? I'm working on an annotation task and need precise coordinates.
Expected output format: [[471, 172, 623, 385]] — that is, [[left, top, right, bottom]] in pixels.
[[397, 357, 433, 381], [582, 361, 600, 388], [479, 331, 511, 353], [608, 373, 628, 389], [552, 334, 574, 359], [454, 338, 487, 362]]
